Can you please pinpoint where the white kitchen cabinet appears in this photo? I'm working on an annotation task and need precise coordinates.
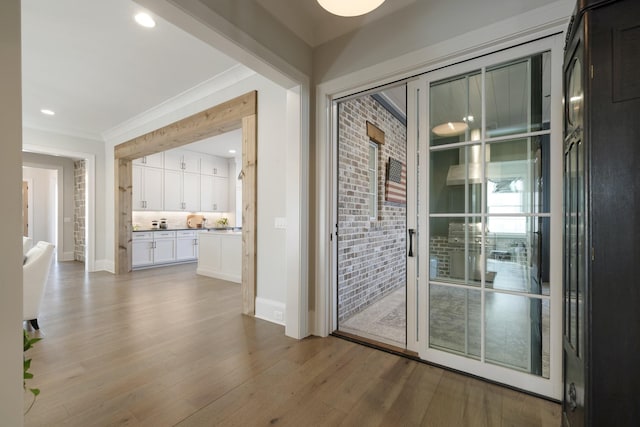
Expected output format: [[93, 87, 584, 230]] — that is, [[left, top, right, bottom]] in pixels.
[[176, 230, 198, 261], [132, 165, 163, 211], [164, 169, 201, 211], [200, 175, 228, 212], [153, 231, 177, 264], [132, 232, 154, 267], [164, 149, 200, 173], [132, 152, 163, 168], [201, 154, 229, 177], [163, 169, 182, 211], [213, 176, 229, 212], [183, 172, 200, 211], [182, 151, 200, 173], [163, 149, 183, 171]]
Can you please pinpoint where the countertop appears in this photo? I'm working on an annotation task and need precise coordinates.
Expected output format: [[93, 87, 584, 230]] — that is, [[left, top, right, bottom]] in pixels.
[[133, 227, 241, 232]]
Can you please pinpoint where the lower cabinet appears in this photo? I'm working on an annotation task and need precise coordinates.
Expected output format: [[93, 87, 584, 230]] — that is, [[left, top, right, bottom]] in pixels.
[[176, 230, 198, 261], [132, 230, 197, 269]]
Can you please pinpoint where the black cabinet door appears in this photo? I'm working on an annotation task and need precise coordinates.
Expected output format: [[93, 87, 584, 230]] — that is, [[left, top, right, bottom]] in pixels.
[[562, 16, 586, 427]]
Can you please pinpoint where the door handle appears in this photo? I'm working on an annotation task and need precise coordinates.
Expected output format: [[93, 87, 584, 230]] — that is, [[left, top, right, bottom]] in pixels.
[[408, 229, 416, 257]]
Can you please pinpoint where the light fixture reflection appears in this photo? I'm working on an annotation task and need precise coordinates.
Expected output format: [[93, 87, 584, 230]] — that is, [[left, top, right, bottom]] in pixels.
[[40, 109, 55, 116], [432, 121, 468, 137], [229, 149, 236, 154], [134, 12, 156, 28], [317, 0, 385, 17]]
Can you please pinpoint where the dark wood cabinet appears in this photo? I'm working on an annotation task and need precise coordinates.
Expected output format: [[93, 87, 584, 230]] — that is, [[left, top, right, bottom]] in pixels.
[[562, 1, 640, 425]]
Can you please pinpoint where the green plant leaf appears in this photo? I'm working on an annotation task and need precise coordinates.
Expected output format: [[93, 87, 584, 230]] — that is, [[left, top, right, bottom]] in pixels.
[[30, 388, 40, 396]]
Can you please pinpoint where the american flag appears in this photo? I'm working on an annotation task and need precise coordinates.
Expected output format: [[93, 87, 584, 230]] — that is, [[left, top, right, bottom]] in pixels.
[[385, 157, 406, 204]]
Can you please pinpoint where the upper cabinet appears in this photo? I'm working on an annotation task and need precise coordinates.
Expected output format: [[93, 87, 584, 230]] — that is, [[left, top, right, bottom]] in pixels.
[[132, 152, 163, 168], [201, 154, 229, 177], [133, 148, 231, 212]]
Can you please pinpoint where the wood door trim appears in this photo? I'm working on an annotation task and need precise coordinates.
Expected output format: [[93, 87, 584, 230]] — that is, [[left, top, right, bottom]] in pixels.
[[114, 91, 258, 315]]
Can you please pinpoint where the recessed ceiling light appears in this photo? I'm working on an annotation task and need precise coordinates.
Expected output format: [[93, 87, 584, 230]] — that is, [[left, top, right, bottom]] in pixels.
[[134, 12, 156, 28], [40, 109, 55, 116], [228, 150, 237, 154]]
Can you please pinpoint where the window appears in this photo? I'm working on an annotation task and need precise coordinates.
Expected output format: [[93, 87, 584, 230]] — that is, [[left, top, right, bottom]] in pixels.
[[368, 141, 378, 220]]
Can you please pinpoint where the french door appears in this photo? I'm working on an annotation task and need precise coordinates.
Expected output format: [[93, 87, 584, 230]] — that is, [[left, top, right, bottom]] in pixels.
[[409, 36, 563, 398]]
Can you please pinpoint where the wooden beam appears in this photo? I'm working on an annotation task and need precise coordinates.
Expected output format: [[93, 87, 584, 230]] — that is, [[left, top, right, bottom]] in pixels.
[[366, 121, 385, 145], [115, 158, 132, 274], [114, 91, 257, 161], [242, 114, 257, 315]]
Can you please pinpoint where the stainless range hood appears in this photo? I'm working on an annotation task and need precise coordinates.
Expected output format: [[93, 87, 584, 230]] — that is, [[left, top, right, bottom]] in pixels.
[[446, 145, 528, 187], [446, 145, 489, 186]]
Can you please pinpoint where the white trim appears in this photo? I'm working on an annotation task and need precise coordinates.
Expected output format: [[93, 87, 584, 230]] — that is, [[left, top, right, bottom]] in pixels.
[[61, 251, 75, 261], [23, 144, 97, 272], [255, 297, 287, 326], [95, 259, 115, 274], [101, 65, 256, 143], [285, 85, 309, 339], [21, 121, 103, 142], [196, 266, 241, 283]]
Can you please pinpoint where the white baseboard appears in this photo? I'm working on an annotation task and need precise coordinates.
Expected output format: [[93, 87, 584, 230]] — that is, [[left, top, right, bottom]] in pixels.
[[255, 297, 286, 326], [94, 259, 115, 273], [196, 266, 241, 284], [61, 251, 74, 261]]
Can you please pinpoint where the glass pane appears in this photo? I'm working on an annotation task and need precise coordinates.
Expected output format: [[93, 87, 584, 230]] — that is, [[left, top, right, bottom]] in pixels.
[[486, 53, 549, 138], [429, 284, 481, 359], [430, 145, 483, 214], [485, 292, 549, 378], [577, 139, 585, 357], [486, 216, 549, 296], [486, 136, 550, 215], [567, 57, 583, 132], [569, 142, 578, 348], [430, 72, 481, 147], [429, 216, 485, 287]]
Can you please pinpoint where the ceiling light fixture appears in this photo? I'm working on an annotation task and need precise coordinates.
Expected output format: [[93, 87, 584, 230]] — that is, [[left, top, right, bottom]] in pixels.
[[134, 12, 156, 28], [40, 109, 55, 116], [432, 121, 468, 137], [317, 0, 386, 17]]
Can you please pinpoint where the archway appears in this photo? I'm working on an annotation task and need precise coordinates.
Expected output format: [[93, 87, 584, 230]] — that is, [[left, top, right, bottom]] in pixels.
[[114, 91, 257, 314]]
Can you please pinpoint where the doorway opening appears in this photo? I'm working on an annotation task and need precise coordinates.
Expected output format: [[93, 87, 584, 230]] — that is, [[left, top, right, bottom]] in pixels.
[[335, 86, 409, 349]]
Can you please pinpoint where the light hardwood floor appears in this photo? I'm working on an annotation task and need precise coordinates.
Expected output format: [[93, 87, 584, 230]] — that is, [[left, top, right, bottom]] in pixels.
[[24, 261, 561, 426]]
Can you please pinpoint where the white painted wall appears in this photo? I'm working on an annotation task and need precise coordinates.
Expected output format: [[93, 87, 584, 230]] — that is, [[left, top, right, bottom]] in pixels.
[[104, 72, 289, 316], [0, 1, 24, 424], [23, 152, 77, 260]]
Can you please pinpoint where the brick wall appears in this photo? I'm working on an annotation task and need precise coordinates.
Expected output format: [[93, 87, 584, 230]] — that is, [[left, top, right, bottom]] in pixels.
[[337, 95, 407, 322], [74, 160, 85, 262]]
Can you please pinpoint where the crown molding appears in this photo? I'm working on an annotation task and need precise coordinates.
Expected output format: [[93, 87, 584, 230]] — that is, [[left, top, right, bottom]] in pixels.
[[102, 64, 256, 143], [21, 121, 104, 142]]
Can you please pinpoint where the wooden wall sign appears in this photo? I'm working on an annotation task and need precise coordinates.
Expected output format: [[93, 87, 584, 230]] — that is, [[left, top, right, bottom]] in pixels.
[[366, 121, 385, 145]]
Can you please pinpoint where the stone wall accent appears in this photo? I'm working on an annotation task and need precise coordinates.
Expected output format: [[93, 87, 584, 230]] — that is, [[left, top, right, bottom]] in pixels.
[[73, 160, 86, 262], [338, 95, 407, 322]]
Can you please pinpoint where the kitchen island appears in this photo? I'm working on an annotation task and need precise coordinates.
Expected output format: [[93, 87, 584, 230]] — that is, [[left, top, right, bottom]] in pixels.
[[196, 230, 242, 283]]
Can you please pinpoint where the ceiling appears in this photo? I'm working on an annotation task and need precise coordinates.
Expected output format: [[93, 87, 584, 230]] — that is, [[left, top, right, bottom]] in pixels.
[[21, 0, 248, 156], [255, 0, 416, 47]]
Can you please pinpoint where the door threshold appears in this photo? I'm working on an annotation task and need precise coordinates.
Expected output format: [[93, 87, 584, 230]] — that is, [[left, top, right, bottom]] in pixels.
[[332, 330, 419, 360]]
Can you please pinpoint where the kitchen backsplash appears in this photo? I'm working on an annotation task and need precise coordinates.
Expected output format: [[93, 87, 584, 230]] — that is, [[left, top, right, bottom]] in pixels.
[[132, 211, 236, 230]]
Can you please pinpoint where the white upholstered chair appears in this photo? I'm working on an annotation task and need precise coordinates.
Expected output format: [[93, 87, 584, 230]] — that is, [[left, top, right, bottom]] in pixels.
[[23, 236, 33, 256], [23, 241, 55, 330]]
